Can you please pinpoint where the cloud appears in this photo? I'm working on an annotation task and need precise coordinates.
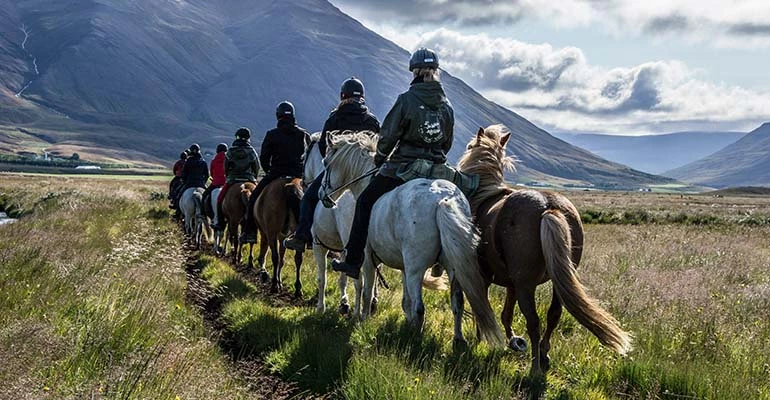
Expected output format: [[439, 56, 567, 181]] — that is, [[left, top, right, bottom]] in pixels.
[[414, 28, 770, 133], [331, 0, 770, 48]]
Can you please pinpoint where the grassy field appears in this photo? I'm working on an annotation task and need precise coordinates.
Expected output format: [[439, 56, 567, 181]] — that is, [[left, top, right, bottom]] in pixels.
[[2, 176, 769, 399]]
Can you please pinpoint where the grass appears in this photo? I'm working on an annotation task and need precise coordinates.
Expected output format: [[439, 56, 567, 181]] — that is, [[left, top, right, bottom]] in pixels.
[[0, 176, 248, 398], [2, 176, 769, 399]]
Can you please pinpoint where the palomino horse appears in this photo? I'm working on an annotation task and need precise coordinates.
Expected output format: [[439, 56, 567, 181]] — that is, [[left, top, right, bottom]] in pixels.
[[250, 178, 304, 296], [458, 125, 632, 376], [319, 132, 503, 346], [221, 182, 256, 264], [304, 133, 359, 313], [180, 187, 211, 250]]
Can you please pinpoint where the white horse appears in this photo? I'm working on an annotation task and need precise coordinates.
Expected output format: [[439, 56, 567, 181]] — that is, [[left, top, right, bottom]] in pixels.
[[208, 187, 225, 255], [180, 186, 211, 250], [304, 133, 360, 313], [318, 133, 504, 346]]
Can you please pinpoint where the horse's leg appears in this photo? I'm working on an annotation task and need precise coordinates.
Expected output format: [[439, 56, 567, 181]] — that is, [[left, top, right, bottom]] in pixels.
[[314, 246, 328, 312], [539, 286, 563, 372], [517, 286, 543, 377], [269, 238, 281, 293], [293, 246, 303, 298], [503, 286, 528, 352], [353, 272, 363, 320], [370, 266, 378, 315], [449, 268, 466, 347], [337, 270, 350, 315], [256, 233, 269, 283], [405, 265, 426, 332], [360, 254, 376, 321], [400, 271, 412, 322]]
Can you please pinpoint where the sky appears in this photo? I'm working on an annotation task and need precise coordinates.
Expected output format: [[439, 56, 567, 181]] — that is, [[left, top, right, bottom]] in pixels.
[[330, 0, 770, 135]]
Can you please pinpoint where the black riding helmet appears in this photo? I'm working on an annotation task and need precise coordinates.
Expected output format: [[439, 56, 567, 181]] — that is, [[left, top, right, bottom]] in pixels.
[[409, 48, 439, 71], [340, 77, 364, 99], [235, 127, 251, 140], [275, 101, 295, 120], [189, 143, 200, 154], [179, 151, 187, 160], [216, 143, 228, 153]]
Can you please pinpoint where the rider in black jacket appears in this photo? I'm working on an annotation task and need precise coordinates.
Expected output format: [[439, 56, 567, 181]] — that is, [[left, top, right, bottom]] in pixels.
[[240, 101, 310, 244], [284, 77, 380, 251], [180, 144, 209, 191]]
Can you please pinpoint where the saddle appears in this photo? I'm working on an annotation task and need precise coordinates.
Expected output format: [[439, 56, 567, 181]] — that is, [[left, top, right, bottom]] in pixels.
[[396, 159, 479, 198]]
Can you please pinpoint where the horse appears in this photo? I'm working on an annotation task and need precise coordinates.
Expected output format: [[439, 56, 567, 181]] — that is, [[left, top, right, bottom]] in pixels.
[[249, 177, 305, 296], [304, 132, 371, 314], [179, 187, 211, 250], [318, 132, 503, 346], [221, 182, 256, 264], [204, 187, 225, 255], [457, 125, 632, 377]]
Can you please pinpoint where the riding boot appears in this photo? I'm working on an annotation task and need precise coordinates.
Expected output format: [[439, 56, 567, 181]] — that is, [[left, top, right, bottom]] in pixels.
[[239, 192, 259, 244]]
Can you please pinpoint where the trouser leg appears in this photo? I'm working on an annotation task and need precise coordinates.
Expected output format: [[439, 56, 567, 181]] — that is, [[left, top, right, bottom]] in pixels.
[[343, 175, 403, 265], [295, 173, 322, 240]]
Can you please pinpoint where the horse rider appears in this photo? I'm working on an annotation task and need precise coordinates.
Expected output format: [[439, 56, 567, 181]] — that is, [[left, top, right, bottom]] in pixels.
[[202, 143, 227, 221], [180, 144, 209, 194], [283, 77, 381, 251], [212, 128, 260, 230], [240, 101, 311, 244], [332, 48, 455, 279], [169, 150, 188, 211]]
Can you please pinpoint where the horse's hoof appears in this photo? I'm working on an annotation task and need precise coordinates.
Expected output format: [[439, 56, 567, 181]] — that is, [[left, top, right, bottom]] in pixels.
[[540, 354, 551, 372], [294, 290, 302, 299], [259, 272, 270, 284], [370, 298, 379, 315], [509, 336, 528, 352], [338, 303, 350, 315], [453, 337, 468, 349], [270, 284, 279, 294]]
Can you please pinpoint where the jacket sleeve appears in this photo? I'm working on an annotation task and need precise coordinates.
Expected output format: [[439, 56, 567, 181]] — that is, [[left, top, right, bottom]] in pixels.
[[225, 153, 233, 177], [181, 160, 190, 181], [442, 105, 454, 154], [250, 149, 260, 178], [376, 95, 406, 164], [368, 114, 381, 134], [259, 133, 272, 173], [203, 161, 210, 182], [319, 115, 335, 157]]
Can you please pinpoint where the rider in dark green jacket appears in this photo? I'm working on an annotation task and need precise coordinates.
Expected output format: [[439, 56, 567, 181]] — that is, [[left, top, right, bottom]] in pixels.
[[332, 48, 454, 279], [213, 128, 259, 230]]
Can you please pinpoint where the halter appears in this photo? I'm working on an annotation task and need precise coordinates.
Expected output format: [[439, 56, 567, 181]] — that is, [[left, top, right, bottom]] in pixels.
[[320, 150, 378, 208]]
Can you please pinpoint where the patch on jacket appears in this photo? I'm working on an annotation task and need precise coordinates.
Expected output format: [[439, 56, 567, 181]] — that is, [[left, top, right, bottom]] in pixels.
[[417, 105, 444, 143]]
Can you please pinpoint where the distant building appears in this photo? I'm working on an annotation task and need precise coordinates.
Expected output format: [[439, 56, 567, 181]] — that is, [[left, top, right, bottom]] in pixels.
[[75, 165, 101, 170]]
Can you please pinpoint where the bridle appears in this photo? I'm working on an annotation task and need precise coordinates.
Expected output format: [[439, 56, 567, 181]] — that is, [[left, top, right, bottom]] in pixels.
[[320, 149, 378, 208]]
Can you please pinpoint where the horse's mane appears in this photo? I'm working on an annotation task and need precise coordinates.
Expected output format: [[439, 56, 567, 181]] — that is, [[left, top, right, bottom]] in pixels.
[[328, 130, 378, 152], [458, 124, 516, 211], [309, 132, 322, 143], [326, 131, 378, 179]]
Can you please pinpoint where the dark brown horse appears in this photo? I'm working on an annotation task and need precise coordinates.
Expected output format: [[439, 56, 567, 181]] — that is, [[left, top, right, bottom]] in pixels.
[[458, 125, 632, 377], [221, 182, 256, 264], [248, 177, 304, 296]]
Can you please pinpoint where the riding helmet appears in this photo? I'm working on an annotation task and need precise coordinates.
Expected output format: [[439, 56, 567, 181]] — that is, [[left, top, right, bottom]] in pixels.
[[275, 101, 295, 119], [409, 48, 439, 71], [216, 143, 228, 153], [235, 127, 251, 140], [179, 151, 188, 160], [340, 77, 365, 99], [189, 143, 200, 154]]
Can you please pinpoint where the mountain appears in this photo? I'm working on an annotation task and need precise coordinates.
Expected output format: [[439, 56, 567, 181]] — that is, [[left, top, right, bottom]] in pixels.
[[0, 0, 668, 187], [554, 131, 746, 174], [666, 123, 770, 188]]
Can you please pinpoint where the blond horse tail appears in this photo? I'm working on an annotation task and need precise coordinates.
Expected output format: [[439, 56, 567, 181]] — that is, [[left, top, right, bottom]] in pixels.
[[541, 210, 632, 354], [437, 197, 504, 346]]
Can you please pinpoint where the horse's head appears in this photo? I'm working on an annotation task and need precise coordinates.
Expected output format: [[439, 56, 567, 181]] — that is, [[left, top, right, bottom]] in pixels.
[[303, 132, 323, 186], [459, 124, 516, 176], [318, 130, 378, 208]]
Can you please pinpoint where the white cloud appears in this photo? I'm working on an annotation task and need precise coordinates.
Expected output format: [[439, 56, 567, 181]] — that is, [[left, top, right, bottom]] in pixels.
[[415, 28, 770, 133], [331, 0, 770, 49]]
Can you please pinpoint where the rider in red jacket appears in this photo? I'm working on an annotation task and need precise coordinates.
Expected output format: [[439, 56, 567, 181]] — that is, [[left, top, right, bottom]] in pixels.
[[202, 143, 227, 219]]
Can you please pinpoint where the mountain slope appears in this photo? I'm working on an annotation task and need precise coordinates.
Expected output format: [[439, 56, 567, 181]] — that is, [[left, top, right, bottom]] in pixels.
[[666, 123, 770, 188], [554, 131, 746, 174], [0, 0, 667, 187]]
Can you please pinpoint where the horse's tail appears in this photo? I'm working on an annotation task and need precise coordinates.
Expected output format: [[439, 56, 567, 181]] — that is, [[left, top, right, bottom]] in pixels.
[[420, 270, 448, 290], [540, 209, 632, 354], [239, 184, 251, 207], [437, 196, 504, 346]]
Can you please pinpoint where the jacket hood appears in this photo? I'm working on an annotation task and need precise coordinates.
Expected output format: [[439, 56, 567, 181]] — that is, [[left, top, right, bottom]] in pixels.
[[408, 81, 447, 108], [337, 99, 369, 115]]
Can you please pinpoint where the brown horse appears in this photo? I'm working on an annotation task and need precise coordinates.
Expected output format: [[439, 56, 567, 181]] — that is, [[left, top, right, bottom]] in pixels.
[[458, 125, 632, 377], [221, 182, 256, 264], [248, 177, 304, 296]]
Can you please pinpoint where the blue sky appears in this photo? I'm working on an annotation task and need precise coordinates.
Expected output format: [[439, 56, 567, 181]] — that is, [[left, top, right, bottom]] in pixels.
[[330, 0, 770, 135]]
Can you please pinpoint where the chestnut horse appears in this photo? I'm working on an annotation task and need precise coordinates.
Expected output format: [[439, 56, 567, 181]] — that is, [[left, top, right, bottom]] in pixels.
[[221, 182, 256, 264], [458, 125, 632, 377], [249, 178, 304, 296]]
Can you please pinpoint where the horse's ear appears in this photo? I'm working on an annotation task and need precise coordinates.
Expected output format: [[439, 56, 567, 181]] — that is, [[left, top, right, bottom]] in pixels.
[[500, 132, 511, 148], [476, 127, 484, 142]]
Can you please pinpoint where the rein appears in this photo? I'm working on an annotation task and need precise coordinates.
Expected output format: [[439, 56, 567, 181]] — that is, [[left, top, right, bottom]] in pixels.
[[321, 157, 378, 207]]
